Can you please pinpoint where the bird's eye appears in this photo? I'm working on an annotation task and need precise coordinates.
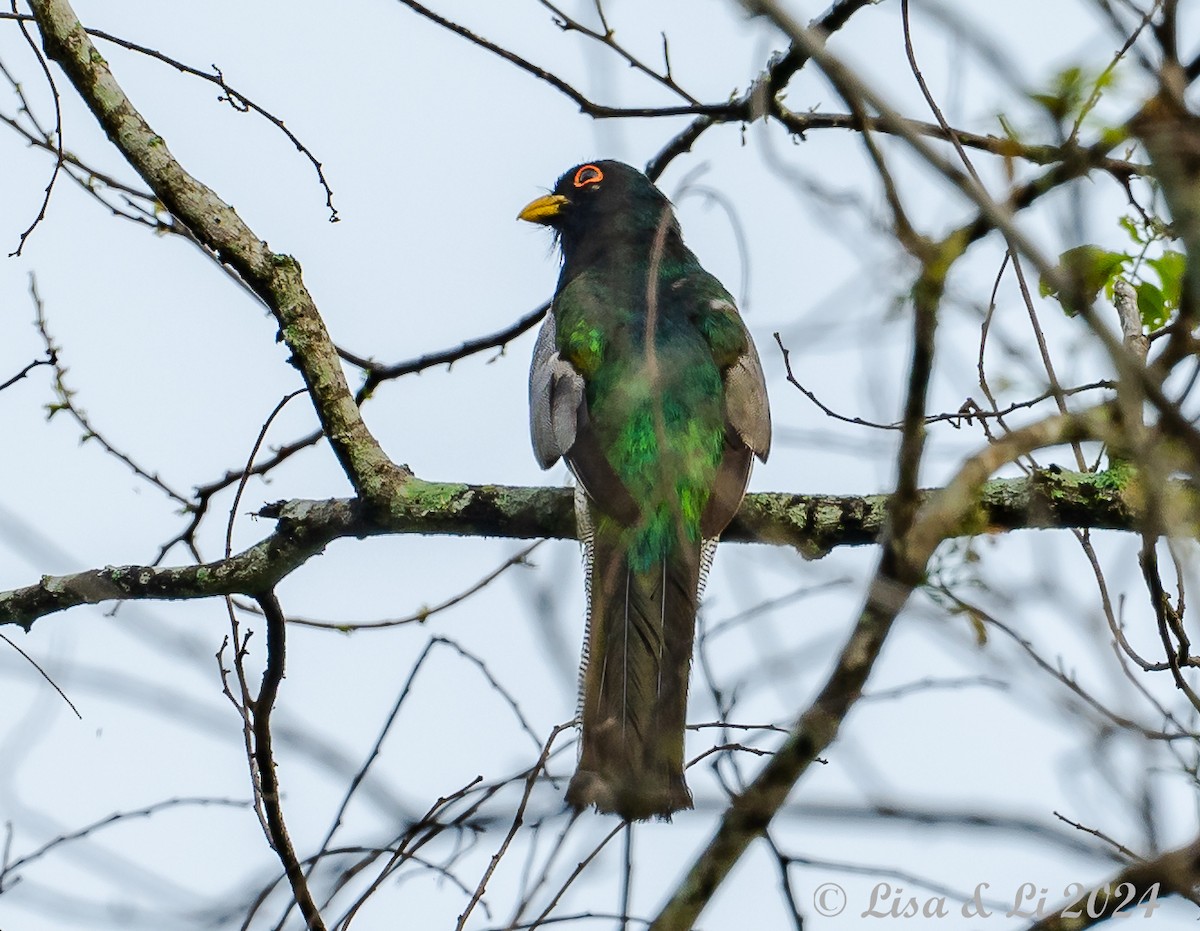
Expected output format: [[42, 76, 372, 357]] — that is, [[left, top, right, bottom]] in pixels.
[[573, 164, 604, 188]]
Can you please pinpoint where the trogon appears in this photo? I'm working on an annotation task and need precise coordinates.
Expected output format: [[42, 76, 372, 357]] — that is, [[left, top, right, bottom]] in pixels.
[[519, 160, 771, 820]]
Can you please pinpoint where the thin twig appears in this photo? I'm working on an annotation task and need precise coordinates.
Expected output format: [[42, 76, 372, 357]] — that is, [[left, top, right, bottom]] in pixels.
[[0, 352, 55, 393], [0, 631, 81, 719], [0, 10, 339, 219], [281, 542, 540, 630], [30, 276, 192, 506], [1053, 811, 1142, 860], [7, 0, 64, 256], [457, 722, 576, 930], [252, 591, 328, 931], [0, 796, 250, 891]]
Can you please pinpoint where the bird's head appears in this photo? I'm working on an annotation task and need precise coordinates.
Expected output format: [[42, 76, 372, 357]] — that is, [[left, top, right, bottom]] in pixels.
[[518, 160, 680, 262]]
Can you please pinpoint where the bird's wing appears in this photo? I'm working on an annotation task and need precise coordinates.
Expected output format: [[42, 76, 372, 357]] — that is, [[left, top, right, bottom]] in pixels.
[[694, 291, 771, 460], [697, 295, 772, 537], [719, 301, 772, 462], [529, 313, 584, 469], [530, 308, 641, 522]]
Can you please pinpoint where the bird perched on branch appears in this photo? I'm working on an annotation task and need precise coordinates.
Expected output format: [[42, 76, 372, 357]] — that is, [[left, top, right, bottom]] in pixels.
[[519, 160, 771, 820]]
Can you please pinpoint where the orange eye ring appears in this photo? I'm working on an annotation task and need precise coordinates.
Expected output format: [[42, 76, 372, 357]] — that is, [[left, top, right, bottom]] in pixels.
[[573, 164, 604, 188]]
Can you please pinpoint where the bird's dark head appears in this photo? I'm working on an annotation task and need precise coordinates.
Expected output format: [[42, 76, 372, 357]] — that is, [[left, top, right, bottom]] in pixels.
[[518, 160, 680, 265]]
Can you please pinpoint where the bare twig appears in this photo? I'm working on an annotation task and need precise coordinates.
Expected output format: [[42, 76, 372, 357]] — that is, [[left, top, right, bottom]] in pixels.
[[7, 0, 64, 256], [0, 631, 80, 719], [534, 0, 700, 103], [457, 722, 576, 930], [1053, 811, 1142, 860], [0, 10, 339, 218], [776, 331, 1115, 431], [30, 277, 192, 506], [252, 591, 327, 931], [961, 595, 1196, 741], [0, 796, 250, 892], [0, 351, 55, 393]]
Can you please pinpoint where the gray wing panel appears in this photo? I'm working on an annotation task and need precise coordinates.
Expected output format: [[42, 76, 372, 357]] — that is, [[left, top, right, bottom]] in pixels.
[[716, 301, 772, 462], [529, 314, 585, 470], [699, 298, 772, 536]]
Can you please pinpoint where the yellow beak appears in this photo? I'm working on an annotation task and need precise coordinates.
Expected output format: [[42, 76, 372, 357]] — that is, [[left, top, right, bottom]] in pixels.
[[517, 193, 569, 224]]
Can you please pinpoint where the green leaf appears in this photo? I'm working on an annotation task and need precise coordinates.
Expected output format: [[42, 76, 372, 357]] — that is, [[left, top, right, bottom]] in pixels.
[[1030, 65, 1087, 122], [1040, 245, 1130, 315], [1031, 94, 1066, 120], [1136, 281, 1167, 331], [1118, 215, 1144, 246], [1147, 249, 1185, 311]]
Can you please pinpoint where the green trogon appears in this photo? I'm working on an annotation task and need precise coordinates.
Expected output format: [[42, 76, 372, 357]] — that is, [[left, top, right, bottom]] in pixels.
[[519, 160, 771, 820]]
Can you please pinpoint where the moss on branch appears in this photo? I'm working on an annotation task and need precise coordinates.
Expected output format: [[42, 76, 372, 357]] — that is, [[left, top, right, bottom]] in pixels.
[[1, 468, 1174, 629]]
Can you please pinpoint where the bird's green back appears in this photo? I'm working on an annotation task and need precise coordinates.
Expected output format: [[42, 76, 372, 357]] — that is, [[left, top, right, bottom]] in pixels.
[[554, 253, 745, 572]]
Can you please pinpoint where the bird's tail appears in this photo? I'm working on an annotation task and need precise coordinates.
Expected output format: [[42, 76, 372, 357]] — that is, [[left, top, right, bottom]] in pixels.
[[566, 508, 701, 820]]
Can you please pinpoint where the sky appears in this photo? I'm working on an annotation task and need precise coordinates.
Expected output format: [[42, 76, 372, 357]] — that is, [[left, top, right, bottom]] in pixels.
[[1, 1, 1198, 928]]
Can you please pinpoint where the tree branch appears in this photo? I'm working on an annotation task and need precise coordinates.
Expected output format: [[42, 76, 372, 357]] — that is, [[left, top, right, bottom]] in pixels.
[[2, 457, 1178, 628]]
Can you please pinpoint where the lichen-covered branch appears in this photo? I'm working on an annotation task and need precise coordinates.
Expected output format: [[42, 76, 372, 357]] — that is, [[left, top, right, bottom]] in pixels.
[[1, 461, 1176, 629], [25, 0, 405, 506]]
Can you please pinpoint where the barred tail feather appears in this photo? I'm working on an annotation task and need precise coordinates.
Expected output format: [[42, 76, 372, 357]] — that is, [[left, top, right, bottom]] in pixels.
[[566, 508, 700, 820]]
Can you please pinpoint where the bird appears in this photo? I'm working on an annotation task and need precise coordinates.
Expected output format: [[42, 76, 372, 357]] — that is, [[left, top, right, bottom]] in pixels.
[[518, 160, 771, 820]]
